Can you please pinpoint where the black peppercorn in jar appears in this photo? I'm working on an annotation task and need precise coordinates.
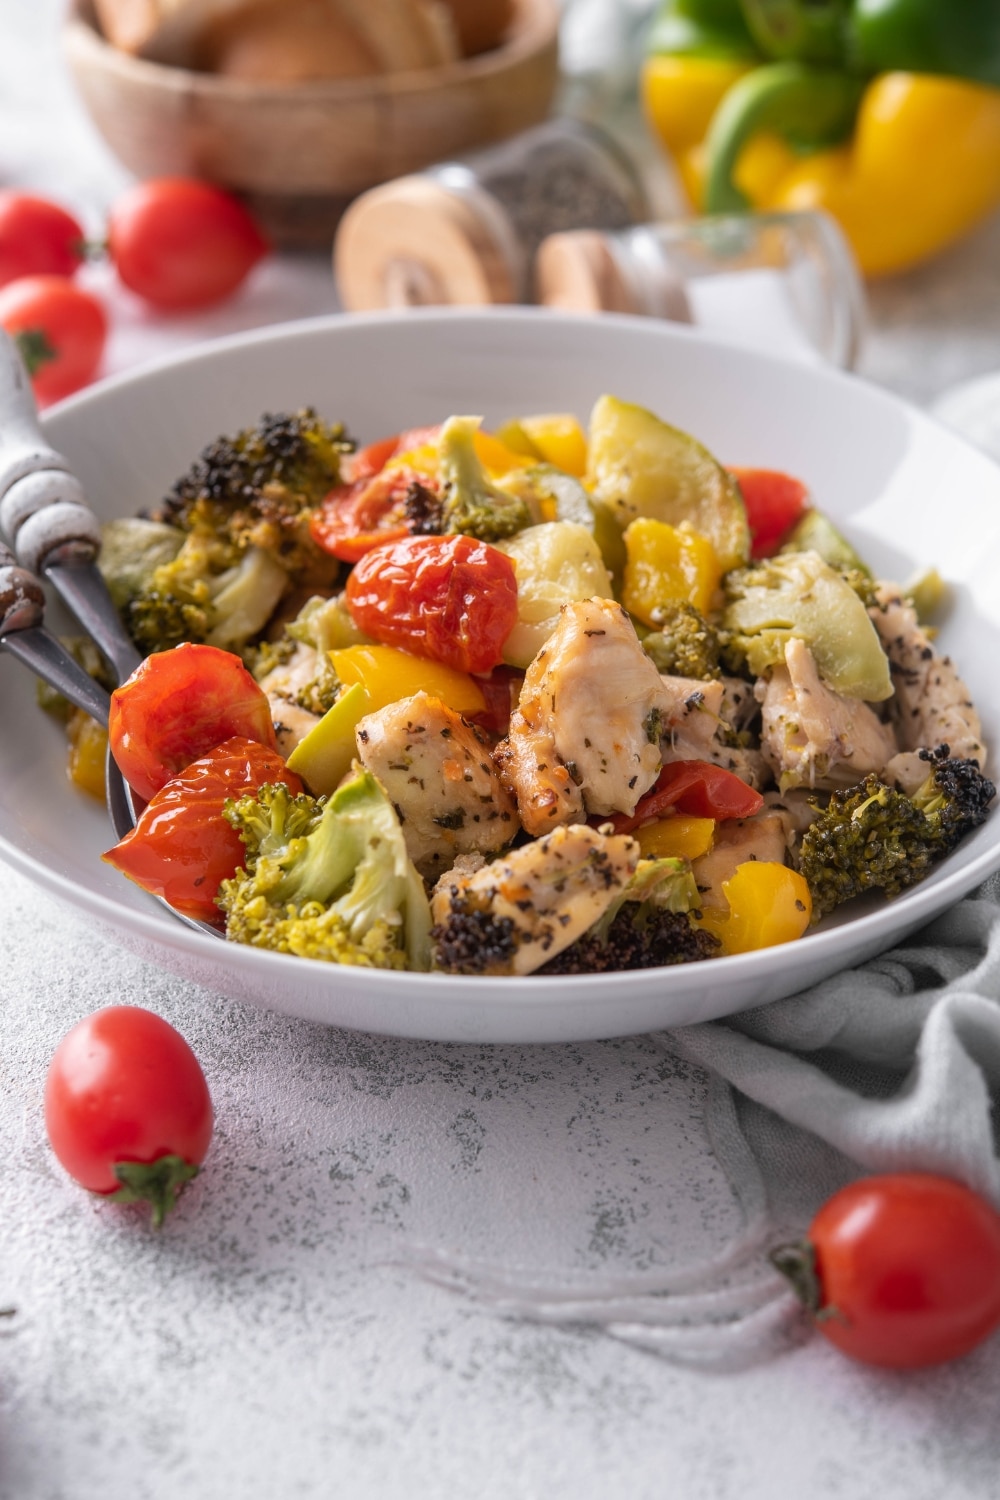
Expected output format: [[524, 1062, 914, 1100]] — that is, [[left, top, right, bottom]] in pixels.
[[334, 118, 649, 311]]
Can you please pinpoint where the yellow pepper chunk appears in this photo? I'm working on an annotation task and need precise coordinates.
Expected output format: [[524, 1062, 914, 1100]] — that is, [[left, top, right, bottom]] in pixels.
[[515, 414, 588, 478], [329, 644, 486, 716], [66, 709, 108, 802], [696, 861, 812, 956], [641, 55, 754, 209], [622, 516, 722, 625], [636, 815, 715, 862]]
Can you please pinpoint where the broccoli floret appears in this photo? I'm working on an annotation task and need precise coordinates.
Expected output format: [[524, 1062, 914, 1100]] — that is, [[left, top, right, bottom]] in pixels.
[[429, 416, 532, 542], [121, 533, 288, 656], [539, 857, 719, 973], [218, 770, 431, 970], [124, 591, 213, 655], [156, 409, 352, 586], [799, 750, 995, 918], [641, 602, 723, 680]]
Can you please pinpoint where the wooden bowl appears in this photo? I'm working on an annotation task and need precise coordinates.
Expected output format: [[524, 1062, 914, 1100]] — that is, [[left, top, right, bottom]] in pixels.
[[63, 0, 561, 248]]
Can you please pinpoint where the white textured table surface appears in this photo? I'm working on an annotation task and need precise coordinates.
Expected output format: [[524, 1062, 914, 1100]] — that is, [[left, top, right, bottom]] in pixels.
[[4, 5, 1000, 1498]]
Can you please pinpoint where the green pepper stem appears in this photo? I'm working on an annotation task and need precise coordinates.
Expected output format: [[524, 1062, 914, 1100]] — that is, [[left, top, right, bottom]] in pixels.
[[703, 61, 865, 213], [740, 0, 851, 65]]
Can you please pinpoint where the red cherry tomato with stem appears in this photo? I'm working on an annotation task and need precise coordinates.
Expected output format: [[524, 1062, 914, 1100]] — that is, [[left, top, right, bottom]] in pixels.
[[0, 192, 86, 286], [109, 642, 277, 803], [45, 1006, 213, 1227], [108, 177, 269, 311], [0, 275, 107, 404], [103, 737, 302, 922], [345, 532, 519, 675], [772, 1173, 1000, 1369]]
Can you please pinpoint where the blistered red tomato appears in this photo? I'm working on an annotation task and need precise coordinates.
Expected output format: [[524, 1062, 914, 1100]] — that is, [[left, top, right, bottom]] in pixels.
[[311, 426, 445, 562], [0, 275, 107, 403], [108, 642, 277, 803], [108, 178, 268, 311], [44, 1006, 213, 1226], [730, 467, 809, 559], [103, 737, 301, 922], [774, 1173, 1000, 1369], [345, 533, 519, 674], [0, 192, 86, 286], [606, 760, 764, 835]]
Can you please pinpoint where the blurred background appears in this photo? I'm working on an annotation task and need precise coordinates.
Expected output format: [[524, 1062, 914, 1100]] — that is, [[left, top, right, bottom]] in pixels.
[[3, 0, 1000, 415]]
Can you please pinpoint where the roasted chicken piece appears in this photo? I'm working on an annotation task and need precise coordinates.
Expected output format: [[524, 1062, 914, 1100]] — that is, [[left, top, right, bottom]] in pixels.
[[430, 824, 639, 975], [658, 674, 769, 790], [757, 637, 898, 791], [255, 640, 322, 754], [691, 811, 791, 910], [495, 598, 670, 835], [870, 585, 987, 790], [355, 691, 518, 879]]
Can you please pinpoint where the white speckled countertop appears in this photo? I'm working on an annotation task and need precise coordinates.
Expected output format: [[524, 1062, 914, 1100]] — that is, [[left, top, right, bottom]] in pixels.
[[4, 4, 1000, 1497]]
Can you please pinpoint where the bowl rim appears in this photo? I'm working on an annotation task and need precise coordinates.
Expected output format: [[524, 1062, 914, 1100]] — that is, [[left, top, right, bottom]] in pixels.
[[64, 0, 561, 101]]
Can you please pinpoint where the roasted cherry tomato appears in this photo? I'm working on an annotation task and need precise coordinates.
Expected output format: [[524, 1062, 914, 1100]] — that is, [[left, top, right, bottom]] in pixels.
[[345, 533, 519, 675], [108, 178, 268, 311], [0, 192, 86, 287], [605, 760, 764, 834], [773, 1173, 1000, 1369], [103, 737, 301, 922], [44, 1005, 213, 1227], [730, 468, 809, 559], [0, 275, 107, 403], [109, 642, 277, 803], [311, 426, 445, 562]]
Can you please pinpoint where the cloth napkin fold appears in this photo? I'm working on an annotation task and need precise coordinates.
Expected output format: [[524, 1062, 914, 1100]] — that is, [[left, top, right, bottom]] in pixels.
[[408, 874, 1000, 1368]]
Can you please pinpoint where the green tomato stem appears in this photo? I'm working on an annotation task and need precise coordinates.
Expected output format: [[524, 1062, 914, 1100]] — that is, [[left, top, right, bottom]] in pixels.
[[108, 1155, 200, 1229]]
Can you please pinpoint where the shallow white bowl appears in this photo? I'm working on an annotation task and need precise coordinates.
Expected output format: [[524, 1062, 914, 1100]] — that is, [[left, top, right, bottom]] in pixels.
[[3, 309, 1000, 1043]]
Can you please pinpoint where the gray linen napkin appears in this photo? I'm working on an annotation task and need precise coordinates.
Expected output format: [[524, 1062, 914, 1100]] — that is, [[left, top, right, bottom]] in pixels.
[[410, 873, 1000, 1368]]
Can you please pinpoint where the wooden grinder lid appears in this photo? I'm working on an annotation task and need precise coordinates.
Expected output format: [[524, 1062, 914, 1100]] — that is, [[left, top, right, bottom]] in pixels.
[[334, 177, 520, 311]]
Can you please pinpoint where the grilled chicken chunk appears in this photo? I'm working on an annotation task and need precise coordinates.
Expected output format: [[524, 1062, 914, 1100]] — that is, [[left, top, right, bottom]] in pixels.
[[256, 640, 322, 753], [870, 584, 986, 788], [355, 691, 519, 879], [658, 674, 769, 789], [691, 811, 791, 910], [430, 823, 639, 975], [757, 636, 897, 790], [495, 598, 670, 835]]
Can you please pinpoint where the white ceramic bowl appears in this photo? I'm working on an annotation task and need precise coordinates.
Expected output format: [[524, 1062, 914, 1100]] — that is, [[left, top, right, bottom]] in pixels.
[[3, 309, 1000, 1043]]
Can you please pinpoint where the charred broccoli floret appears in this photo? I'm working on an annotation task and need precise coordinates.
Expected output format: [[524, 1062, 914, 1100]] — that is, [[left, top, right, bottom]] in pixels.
[[156, 409, 352, 585], [218, 770, 431, 970], [641, 602, 723, 680], [539, 857, 719, 973], [799, 748, 995, 917]]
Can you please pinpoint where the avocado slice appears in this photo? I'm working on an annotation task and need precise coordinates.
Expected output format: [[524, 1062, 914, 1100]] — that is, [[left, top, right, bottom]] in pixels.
[[586, 394, 750, 574], [723, 550, 892, 701]]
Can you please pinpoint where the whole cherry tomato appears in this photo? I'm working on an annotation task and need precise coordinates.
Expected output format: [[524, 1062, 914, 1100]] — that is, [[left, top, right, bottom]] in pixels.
[[0, 192, 86, 287], [773, 1173, 1000, 1369], [44, 1005, 213, 1226], [0, 275, 107, 404], [605, 760, 764, 835], [730, 468, 809, 560], [109, 642, 277, 803], [108, 178, 268, 311], [103, 737, 302, 922], [345, 532, 519, 675]]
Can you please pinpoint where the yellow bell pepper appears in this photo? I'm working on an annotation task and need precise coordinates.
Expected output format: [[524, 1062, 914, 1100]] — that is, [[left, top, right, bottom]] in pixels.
[[636, 814, 715, 861], [66, 709, 107, 802], [329, 644, 487, 716], [622, 516, 722, 624], [695, 860, 812, 956], [643, 51, 1000, 278]]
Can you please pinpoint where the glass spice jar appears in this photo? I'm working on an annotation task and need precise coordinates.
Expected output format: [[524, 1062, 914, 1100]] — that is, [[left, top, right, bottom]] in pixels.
[[334, 117, 649, 311]]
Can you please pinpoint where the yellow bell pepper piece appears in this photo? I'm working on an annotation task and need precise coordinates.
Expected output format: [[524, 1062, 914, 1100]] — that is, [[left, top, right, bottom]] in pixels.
[[641, 54, 754, 208], [622, 517, 722, 625], [696, 861, 812, 956], [757, 73, 1000, 278], [329, 644, 487, 716], [66, 709, 107, 802], [515, 414, 589, 478], [636, 815, 715, 862]]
